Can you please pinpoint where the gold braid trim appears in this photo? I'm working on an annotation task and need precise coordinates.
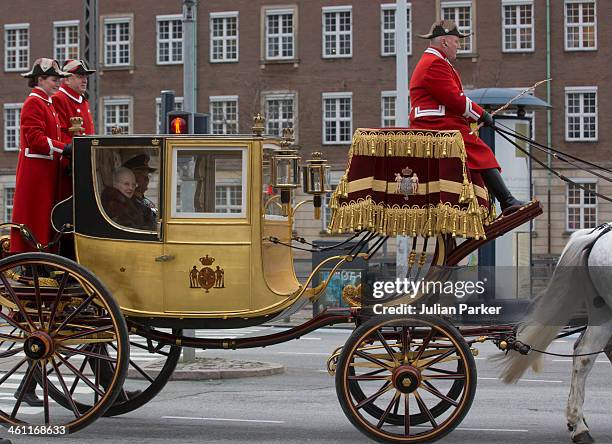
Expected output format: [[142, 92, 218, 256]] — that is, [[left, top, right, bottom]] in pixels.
[[351, 129, 466, 158], [328, 197, 494, 240]]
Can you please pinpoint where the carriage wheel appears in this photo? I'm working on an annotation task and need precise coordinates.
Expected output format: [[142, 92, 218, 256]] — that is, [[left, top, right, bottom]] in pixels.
[[0, 252, 129, 435], [336, 315, 476, 443], [44, 328, 181, 417]]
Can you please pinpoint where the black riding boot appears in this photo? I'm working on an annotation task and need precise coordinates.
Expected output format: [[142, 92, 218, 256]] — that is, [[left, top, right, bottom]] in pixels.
[[14, 364, 43, 407], [480, 168, 525, 211]]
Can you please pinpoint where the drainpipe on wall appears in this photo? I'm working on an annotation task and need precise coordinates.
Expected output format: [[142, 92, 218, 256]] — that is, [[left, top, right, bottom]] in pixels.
[[546, 0, 552, 255]]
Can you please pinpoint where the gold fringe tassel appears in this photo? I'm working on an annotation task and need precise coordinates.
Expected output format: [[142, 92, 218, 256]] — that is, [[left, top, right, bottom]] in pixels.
[[351, 129, 466, 159]]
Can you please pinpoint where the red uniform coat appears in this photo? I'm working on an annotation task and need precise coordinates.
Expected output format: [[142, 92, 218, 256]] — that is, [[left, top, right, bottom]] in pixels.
[[52, 85, 95, 199], [409, 47, 499, 171], [10, 87, 68, 252]]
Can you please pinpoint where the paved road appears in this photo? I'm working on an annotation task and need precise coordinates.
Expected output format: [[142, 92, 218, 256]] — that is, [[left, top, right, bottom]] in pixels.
[[2, 327, 612, 444]]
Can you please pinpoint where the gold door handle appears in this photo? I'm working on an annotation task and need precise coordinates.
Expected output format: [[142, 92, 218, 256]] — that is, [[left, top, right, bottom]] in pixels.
[[155, 255, 175, 262]]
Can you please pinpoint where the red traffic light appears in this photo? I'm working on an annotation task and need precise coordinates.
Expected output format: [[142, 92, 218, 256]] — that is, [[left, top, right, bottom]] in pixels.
[[169, 116, 188, 134]]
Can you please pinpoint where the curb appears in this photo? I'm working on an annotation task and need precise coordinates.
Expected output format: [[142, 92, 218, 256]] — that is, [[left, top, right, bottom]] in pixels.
[[127, 357, 285, 381]]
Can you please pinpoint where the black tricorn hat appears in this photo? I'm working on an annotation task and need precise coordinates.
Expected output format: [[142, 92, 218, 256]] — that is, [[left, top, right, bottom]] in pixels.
[[21, 58, 71, 79], [418, 19, 472, 39], [62, 59, 96, 75], [123, 154, 157, 173]]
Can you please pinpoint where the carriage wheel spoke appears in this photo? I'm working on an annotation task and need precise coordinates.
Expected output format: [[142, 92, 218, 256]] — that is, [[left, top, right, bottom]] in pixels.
[[404, 393, 410, 435], [355, 350, 393, 371], [57, 353, 104, 397], [40, 360, 50, 425], [31, 266, 44, 330], [413, 328, 435, 363], [11, 360, 37, 419], [418, 347, 457, 370], [69, 353, 90, 395], [422, 373, 465, 380], [376, 391, 401, 429], [0, 357, 27, 387], [414, 390, 437, 428], [0, 271, 36, 332], [0, 311, 29, 335], [375, 330, 400, 366], [59, 345, 118, 362], [401, 327, 411, 363], [0, 346, 24, 359], [421, 380, 459, 407], [53, 292, 97, 336], [0, 332, 25, 342], [348, 374, 391, 381], [355, 381, 393, 410], [57, 324, 115, 341], [48, 272, 70, 329], [128, 339, 170, 357], [50, 357, 81, 419]]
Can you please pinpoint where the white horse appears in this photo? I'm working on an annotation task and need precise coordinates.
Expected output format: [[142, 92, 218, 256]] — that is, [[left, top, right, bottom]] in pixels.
[[499, 223, 612, 444]]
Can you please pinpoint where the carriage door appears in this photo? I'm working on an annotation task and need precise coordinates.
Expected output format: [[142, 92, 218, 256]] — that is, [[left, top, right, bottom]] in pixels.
[[161, 140, 253, 314]]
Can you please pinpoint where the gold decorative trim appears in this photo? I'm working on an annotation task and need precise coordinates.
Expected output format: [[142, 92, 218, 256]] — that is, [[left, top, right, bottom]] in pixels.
[[328, 197, 492, 240], [351, 128, 466, 158]]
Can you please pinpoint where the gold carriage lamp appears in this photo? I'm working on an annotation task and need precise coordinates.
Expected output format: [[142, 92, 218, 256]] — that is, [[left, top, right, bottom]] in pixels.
[[271, 128, 300, 216], [303, 151, 331, 219]]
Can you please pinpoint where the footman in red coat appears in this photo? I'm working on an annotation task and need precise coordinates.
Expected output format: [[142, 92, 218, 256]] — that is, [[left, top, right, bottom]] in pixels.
[[409, 20, 524, 211]]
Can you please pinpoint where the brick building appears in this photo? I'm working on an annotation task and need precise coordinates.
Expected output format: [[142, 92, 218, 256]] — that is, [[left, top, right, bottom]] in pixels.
[[0, 0, 609, 267]]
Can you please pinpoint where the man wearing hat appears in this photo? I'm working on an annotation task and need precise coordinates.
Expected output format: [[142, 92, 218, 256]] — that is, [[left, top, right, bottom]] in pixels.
[[410, 20, 523, 211], [10, 58, 71, 406], [123, 154, 158, 221], [53, 59, 96, 201]]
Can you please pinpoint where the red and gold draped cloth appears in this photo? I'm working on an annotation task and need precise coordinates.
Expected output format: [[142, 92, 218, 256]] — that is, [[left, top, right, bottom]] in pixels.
[[328, 128, 494, 240]]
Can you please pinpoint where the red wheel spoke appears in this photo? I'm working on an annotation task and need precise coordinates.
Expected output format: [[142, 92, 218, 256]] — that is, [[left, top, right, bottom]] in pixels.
[[376, 391, 401, 429], [47, 272, 70, 329], [404, 393, 410, 435], [40, 360, 50, 425], [355, 381, 393, 410], [0, 346, 24, 358], [401, 327, 410, 362], [423, 373, 465, 380], [0, 311, 28, 335], [0, 272, 36, 332], [418, 347, 457, 369], [57, 324, 115, 341], [348, 374, 390, 381], [414, 390, 438, 428], [375, 330, 400, 366], [11, 361, 37, 419], [354, 350, 393, 371], [31, 266, 44, 330], [128, 340, 170, 357], [52, 292, 96, 336], [0, 332, 24, 342], [424, 366, 462, 375], [69, 353, 90, 396], [413, 328, 435, 363], [50, 357, 81, 419], [0, 357, 27, 386], [421, 381, 459, 407], [59, 345, 118, 362], [56, 353, 105, 397]]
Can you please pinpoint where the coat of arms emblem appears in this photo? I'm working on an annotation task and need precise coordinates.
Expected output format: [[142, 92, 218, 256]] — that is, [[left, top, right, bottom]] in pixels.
[[394, 166, 419, 200], [189, 255, 225, 293]]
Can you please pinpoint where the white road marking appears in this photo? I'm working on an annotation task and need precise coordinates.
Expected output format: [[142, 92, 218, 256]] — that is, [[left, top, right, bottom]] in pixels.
[[276, 352, 329, 356], [478, 377, 563, 383], [552, 359, 608, 363], [162, 415, 284, 424]]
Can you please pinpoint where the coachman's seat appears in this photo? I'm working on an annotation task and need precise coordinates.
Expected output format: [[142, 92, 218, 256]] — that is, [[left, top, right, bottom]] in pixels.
[[328, 128, 495, 240]]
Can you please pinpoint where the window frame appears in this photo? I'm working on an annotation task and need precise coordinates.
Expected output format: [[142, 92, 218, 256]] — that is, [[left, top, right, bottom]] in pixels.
[[3, 186, 15, 224], [380, 3, 412, 57], [4, 23, 30, 72], [566, 178, 597, 231], [322, 5, 353, 59], [440, 1, 473, 54], [53, 20, 80, 62], [565, 86, 598, 142], [501, 0, 535, 53], [381, 91, 397, 127], [322, 92, 353, 145], [263, 92, 296, 139], [102, 16, 132, 68], [102, 97, 132, 135], [156, 14, 183, 65], [263, 7, 296, 61], [3, 103, 22, 152], [209, 95, 239, 135], [564, 0, 597, 51], [170, 146, 248, 219], [210, 11, 239, 63]]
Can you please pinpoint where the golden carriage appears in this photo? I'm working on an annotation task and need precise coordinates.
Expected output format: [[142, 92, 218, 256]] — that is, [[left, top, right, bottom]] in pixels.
[[0, 118, 542, 442]]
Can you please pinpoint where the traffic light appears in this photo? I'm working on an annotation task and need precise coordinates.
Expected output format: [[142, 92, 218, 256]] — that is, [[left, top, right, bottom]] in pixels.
[[167, 111, 190, 134]]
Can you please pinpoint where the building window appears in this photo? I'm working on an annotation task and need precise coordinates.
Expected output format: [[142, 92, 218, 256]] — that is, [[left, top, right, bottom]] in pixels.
[[103, 98, 131, 135], [565, 1, 597, 51], [441, 1, 473, 53], [54, 20, 79, 62], [566, 181, 597, 230], [265, 9, 295, 60], [3, 104, 22, 151], [264, 94, 295, 137], [210, 12, 239, 63], [565, 87, 597, 141], [155, 96, 184, 134], [104, 18, 131, 67], [210, 96, 238, 135], [381, 91, 397, 127], [157, 15, 183, 64], [215, 183, 243, 213], [322, 6, 352, 58], [380, 4, 412, 56], [322, 92, 352, 145], [502, 1, 534, 52], [4, 24, 29, 72], [3, 187, 15, 223]]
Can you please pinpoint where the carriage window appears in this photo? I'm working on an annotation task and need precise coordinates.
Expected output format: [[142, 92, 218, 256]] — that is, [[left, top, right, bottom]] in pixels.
[[94, 147, 160, 232], [172, 147, 247, 218]]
